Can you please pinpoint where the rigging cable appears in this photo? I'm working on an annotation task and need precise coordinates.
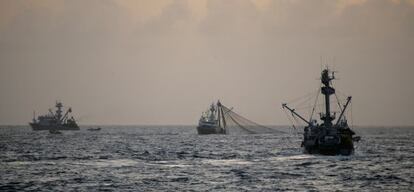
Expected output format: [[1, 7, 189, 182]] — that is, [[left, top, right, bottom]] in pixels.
[[286, 91, 317, 106], [331, 81, 344, 112], [282, 109, 298, 145], [309, 87, 321, 121], [294, 89, 319, 109], [334, 93, 343, 112], [283, 108, 297, 131]]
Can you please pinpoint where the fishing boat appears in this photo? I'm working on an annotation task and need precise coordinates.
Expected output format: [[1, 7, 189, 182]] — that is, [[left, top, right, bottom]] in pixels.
[[197, 101, 227, 134], [282, 68, 360, 155], [87, 127, 101, 131], [30, 102, 79, 131]]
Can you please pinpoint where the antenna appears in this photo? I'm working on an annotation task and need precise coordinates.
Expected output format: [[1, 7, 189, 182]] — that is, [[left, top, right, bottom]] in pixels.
[[320, 56, 323, 71]]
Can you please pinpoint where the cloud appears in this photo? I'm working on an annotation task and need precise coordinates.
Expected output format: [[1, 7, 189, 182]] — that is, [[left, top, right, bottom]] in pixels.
[[0, 0, 414, 125]]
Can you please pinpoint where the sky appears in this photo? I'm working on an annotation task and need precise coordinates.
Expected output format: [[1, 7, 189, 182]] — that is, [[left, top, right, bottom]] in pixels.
[[0, 0, 413, 126]]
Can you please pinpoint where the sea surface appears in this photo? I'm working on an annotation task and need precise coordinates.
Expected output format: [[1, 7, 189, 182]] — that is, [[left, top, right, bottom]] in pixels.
[[0, 126, 413, 191]]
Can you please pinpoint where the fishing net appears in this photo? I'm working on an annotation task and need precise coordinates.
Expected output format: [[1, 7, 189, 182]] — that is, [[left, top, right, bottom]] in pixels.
[[218, 103, 285, 134]]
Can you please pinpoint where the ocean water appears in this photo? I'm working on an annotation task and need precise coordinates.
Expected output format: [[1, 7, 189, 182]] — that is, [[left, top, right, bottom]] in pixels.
[[0, 126, 413, 191]]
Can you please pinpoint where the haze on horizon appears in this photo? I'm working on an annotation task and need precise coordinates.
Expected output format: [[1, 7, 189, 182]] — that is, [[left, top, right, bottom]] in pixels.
[[0, 0, 413, 126]]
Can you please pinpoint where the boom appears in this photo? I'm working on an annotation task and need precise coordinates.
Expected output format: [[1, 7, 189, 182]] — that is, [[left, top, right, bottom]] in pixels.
[[282, 103, 311, 125], [335, 96, 352, 126], [61, 108, 72, 122]]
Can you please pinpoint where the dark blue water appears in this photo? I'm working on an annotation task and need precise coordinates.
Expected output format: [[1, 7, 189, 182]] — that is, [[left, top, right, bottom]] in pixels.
[[1, 126, 413, 191]]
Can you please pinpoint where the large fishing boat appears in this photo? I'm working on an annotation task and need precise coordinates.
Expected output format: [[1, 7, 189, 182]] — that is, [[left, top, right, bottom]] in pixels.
[[197, 101, 227, 134], [283, 68, 360, 155], [30, 102, 79, 131]]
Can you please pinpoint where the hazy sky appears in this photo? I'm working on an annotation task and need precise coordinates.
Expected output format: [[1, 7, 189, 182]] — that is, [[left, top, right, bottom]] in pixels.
[[1, 0, 413, 126]]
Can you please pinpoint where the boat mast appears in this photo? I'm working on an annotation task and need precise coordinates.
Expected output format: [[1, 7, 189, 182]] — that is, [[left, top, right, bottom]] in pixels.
[[217, 104, 221, 128], [217, 101, 227, 131], [55, 102, 63, 123], [320, 69, 335, 128], [33, 111, 36, 122]]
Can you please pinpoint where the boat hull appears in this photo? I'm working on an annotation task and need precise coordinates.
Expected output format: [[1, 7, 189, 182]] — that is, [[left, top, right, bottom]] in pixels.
[[30, 123, 80, 131], [304, 145, 354, 156], [197, 125, 225, 135], [303, 134, 354, 156]]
